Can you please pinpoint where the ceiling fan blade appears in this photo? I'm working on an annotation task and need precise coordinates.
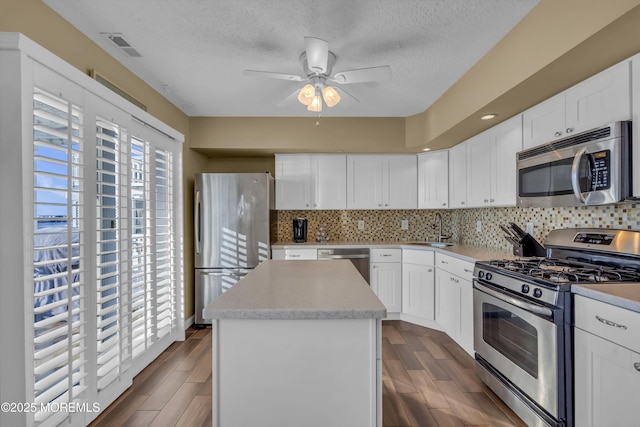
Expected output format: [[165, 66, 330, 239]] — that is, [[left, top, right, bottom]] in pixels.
[[330, 66, 391, 84], [333, 86, 359, 103], [304, 37, 329, 74], [276, 88, 302, 107], [243, 70, 305, 81]]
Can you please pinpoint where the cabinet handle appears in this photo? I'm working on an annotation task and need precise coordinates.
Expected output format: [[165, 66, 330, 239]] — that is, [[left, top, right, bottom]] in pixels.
[[442, 203, 446, 206], [554, 131, 562, 137], [289, 254, 301, 258], [313, 203, 317, 208], [566, 127, 574, 134], [464, 268, 472, 273], [384, 204, 389, 207], [634, 363, 640, 372], [595, 315, 627, 330], [461, 201, 465, 205], [427, 268, 433, 272], [440, 260, 448, 264], [381, 254, 392, 257], [378, 204, 383, 207]]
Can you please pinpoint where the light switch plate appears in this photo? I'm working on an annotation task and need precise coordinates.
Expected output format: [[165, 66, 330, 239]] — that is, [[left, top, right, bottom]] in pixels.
[[358, 220, 365, 230], [526, 222, 534, 235], [476, 221, 482, 232], [401, 219, 409, 230]]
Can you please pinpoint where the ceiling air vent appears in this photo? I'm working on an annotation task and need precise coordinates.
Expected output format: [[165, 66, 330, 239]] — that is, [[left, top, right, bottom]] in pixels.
[[103, 33, 142, 57]]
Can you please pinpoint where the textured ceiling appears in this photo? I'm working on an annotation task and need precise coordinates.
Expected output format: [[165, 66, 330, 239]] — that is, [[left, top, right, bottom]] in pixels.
[[43, 0, 538, 117]]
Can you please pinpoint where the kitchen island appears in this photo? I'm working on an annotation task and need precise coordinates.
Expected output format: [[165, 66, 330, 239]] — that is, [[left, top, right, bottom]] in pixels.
[[203, 259, 386, 427]]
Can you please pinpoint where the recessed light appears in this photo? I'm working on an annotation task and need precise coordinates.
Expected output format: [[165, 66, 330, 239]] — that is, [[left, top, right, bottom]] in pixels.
[[422, 148, 431, 152], [481, 113, 497, 120]]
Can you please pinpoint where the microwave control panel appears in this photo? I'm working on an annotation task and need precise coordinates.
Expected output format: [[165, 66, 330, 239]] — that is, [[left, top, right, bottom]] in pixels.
[[589, 150, 611, 190]]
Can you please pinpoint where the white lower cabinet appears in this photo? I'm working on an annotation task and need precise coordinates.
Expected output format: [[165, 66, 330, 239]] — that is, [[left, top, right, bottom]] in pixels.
[[370, 249, 402, 314], [402, 250, 435, 321], [574, 295, 640, 427], [434, 253, 474, 355]]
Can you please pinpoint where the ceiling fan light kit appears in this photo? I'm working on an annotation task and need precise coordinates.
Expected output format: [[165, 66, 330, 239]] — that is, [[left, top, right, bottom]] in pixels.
[[243, 36, 391, 113]]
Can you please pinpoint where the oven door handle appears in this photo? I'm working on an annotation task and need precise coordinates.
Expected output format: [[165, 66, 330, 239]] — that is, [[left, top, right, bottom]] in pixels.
[[474, 280, 553, 317], [571, 147, 588, 204]]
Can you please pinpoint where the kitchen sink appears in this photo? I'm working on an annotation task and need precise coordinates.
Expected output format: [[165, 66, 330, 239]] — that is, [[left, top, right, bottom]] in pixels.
[[407, 241, 455, 248]]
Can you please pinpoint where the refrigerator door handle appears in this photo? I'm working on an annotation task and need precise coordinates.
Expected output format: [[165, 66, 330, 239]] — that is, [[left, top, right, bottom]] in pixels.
[[195, 189, 201, 254]]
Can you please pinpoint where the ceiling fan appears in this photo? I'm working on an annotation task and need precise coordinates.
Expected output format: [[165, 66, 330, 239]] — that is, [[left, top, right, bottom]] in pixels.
[[243, 37, 392, 112]]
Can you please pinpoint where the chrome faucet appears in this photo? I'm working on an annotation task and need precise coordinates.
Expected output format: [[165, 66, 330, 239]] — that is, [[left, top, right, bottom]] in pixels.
[[434, 212, 452, 243]]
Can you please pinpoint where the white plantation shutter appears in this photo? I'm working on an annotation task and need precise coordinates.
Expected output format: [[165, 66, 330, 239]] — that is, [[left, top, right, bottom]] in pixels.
[[0, 36, 184, 427], [95, 117, 131, 390], [130, 136, 152, 359], [154, 148, 175, 339], [32, 88, 88, 427]]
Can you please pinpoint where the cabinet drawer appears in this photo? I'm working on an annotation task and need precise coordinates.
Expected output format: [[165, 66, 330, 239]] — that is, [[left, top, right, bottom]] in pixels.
[[370, 248, 401, 263], [402, 249, 434, 266], [284, 248, 317, 260], [435, 253, 474, 279], [575, 295, 640, 353]]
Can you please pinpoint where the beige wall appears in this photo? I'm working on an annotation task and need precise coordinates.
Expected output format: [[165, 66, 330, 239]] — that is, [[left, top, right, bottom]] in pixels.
[[189, 117, 408, 155]]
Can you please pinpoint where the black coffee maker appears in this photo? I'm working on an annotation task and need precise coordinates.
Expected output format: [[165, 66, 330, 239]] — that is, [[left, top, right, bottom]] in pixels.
[[293, 218, 308, 243]]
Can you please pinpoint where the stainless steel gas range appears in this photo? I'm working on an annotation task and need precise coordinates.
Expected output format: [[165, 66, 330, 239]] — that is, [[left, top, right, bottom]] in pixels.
[[473, 228, 640, 427]]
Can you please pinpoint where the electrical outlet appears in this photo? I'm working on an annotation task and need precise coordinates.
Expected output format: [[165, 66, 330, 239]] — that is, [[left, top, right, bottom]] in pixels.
[[526, 222, 534, 235], [401, 219, 409, 230], [358, 220, 365, 230], [476, 220, 482, 232]]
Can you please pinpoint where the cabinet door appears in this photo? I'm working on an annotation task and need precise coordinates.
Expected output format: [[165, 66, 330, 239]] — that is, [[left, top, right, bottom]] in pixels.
[[347, 155, 383, 209], [371, 262, 401, 313], [275, 155, 311, 209], [313, 154, 346, 209], [386, 155, 418, 209], [490, 115, 522, 207], [418, 150, 449, 209], [402, 263, 435, 320], [522, 94, 565, 149], [574, 328, 640, 427], [565, 61, 631, 136], [457, 277, 474, 356], [465, 132, 491, 207], [448, 142, 467, 208], [435, 268, 457, 337], [632, 54, 640, 198]]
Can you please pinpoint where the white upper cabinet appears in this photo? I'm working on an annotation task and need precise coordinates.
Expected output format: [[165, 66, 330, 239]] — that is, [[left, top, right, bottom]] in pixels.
[[523, 60, 631, 149], [466, 115, 523, 208], [631, 53, 640, 198], [275, 154, 346, 210], [417, 150, 449, 209], [448, 142, 467, 208], [347, 154, 417, 209]]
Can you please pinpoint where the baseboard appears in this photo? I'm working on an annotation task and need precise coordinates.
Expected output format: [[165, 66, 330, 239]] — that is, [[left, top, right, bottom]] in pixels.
[[184, 315, 194, 330]]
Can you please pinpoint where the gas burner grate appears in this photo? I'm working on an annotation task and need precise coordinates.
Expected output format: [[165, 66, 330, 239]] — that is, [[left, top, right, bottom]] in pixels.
[[486, 258, 640, 284]]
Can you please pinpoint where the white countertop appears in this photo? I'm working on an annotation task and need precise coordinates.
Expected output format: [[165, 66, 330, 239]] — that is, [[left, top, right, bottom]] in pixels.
[[272, 241, 518, 263], [202, 259, 387, 320], [572, 284, 640, 313]]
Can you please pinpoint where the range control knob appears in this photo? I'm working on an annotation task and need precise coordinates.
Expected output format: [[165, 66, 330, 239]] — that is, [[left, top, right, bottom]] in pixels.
[[533, 288, 543, 298], [485, 273, 493, 281], [478, 271, 485, 279], [521, 284, 530, 293]]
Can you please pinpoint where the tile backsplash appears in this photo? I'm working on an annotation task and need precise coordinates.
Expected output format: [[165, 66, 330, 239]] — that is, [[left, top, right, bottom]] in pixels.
[[276, 203, 640, 250]]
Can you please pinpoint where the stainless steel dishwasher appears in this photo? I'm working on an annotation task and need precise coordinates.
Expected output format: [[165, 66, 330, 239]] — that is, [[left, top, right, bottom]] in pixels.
[[317, 248, 370, 284]]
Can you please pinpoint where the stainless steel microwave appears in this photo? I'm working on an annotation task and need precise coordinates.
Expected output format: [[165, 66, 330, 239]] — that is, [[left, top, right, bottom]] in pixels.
[[517, 121, 632, 207]]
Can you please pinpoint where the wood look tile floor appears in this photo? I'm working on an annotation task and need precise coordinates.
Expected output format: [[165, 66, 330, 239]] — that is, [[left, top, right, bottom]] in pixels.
[[90, 321, 526, 427]]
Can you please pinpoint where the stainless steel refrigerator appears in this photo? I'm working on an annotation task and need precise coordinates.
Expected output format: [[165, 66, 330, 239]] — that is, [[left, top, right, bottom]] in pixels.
[[194, 172, 275, 327]]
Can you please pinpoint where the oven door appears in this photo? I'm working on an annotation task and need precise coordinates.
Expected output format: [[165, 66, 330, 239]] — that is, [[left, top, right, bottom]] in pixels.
[[473, 280, 560, 418]]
